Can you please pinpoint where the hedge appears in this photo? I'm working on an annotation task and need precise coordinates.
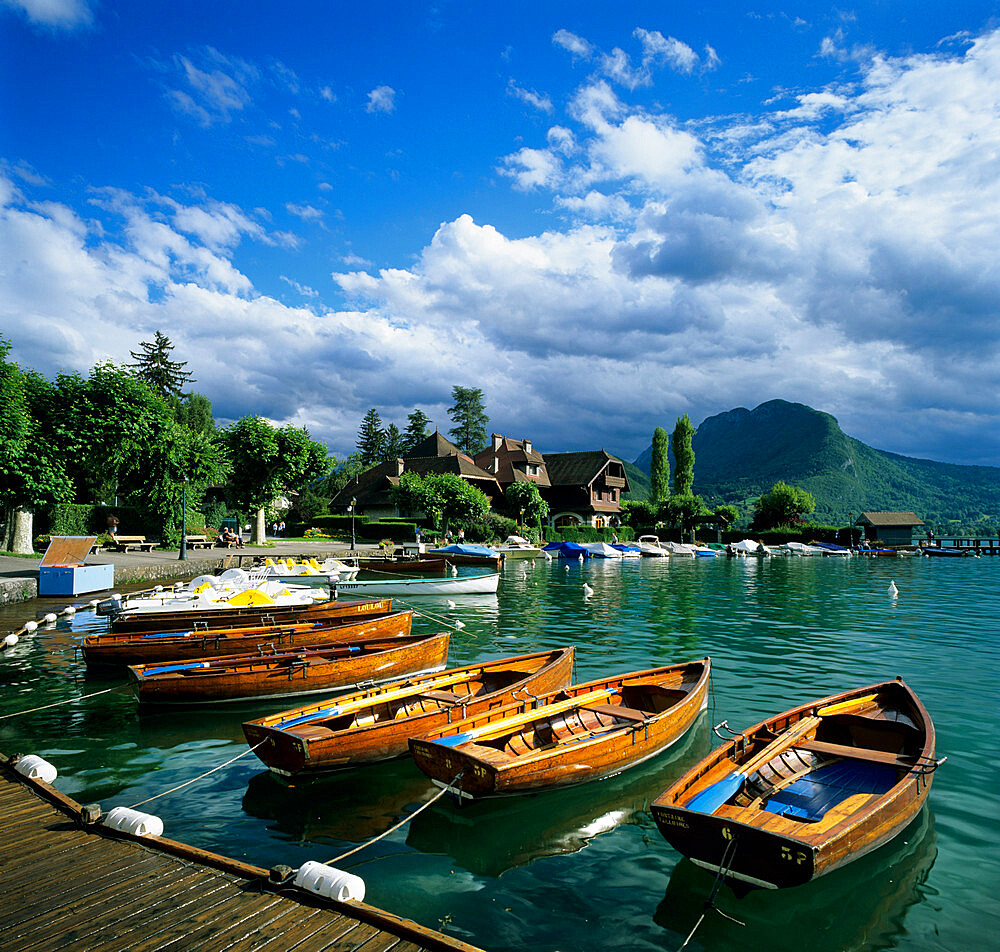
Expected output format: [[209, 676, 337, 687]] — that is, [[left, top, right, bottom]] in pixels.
[[548, 526, 636, 544]]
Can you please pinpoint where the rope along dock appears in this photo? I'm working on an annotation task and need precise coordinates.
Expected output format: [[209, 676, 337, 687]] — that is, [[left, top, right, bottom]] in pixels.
[[0, 753, 482, 952]]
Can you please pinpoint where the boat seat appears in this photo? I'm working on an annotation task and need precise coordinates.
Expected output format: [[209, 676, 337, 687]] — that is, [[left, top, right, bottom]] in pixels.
[[794, 739, 915, 766], [586, 703, 648, 724], [418, 689, 464, 703]]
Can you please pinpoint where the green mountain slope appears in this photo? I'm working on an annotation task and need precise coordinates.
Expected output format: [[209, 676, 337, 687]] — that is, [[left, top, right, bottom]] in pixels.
[[626, 400, 1000, 530]]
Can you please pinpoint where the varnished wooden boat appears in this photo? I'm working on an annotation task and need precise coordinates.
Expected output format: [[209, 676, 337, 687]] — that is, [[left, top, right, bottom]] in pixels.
[[242, 647, 576, 776], [650, 678, 943, 890], [355, 558, 448, 575], [84, 607, 411, 668], [408, 659, 710, 798], [128, 631, 449, 704], [109, 597, 391, 635]]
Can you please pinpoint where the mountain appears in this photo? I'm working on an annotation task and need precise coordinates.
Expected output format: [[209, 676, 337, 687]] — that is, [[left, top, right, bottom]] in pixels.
[[626, 400, 1000, 530]]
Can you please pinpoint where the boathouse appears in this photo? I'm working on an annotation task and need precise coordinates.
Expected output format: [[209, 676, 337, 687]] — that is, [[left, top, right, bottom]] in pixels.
[[855, 511, 925, 546]]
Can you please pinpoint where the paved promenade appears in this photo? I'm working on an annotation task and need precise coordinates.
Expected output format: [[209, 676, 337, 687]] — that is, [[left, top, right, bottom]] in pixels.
[[0, 540, 381, 606]]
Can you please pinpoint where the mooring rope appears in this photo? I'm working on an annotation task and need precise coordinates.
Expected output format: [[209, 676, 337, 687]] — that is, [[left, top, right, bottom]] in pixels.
[[0, 684, 130, 720], [129, 741, 266, 809], [676, 835, 744, 951], [325, 773, 463, 865]]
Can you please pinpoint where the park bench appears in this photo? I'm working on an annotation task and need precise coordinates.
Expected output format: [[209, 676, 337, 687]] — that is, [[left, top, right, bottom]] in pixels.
[[110, 535, 156, 553], [185, 534, 214, 550]]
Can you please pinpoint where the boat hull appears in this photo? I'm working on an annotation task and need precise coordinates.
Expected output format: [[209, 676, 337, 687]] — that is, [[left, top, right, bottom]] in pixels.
[[409, 660, 710, 798], [242, 647, 575, 775], [334, 572, 500, 596], [85, 605, 405, 667], [128, 629, 453, 705], [650, 679, 938, 890]]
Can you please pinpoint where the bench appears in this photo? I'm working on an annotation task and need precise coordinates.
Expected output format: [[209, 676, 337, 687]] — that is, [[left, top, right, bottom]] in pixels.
[[215, 536, 239, 548], [793, 739, 914, 766], [586, 703, 649, 724], [111, 535, 156, 553], [418, 690, 464, 703], [184, 535, 214, 550]]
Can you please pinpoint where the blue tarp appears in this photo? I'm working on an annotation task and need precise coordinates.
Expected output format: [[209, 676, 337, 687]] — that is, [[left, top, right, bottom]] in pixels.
[[542, 541, 590, 558], [429, 544, 499, 557], [763, 760, 897, 821], [813, 542, 850, 553]]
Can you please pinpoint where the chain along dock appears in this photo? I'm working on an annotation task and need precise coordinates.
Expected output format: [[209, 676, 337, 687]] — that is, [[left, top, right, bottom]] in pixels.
[[0, 753, 483, 952]]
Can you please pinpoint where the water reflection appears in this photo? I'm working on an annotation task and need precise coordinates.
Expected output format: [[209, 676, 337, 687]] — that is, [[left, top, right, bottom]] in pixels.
[[656, 809, 938, 952], [405, 716, 711, 877]]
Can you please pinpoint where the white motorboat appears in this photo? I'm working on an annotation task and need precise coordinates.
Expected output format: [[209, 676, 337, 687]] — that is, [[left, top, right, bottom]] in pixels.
[[776, 541, 826, 556], [637, 535, 670, 557], [581, 542, 623, 558], [334, 571, 501, 596], [496, 536, 543, 560]]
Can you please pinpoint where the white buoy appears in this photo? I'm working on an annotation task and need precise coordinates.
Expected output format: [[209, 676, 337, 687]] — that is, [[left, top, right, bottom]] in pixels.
[[42, 613, 57, 624], [447, 600, 457, 610], [451, 565, 458, 577], [154, 585, 164, 592], [88, 599, 100, 607], [888, 580, 899, 598], [15, 755, 57, 784], [578, 554, 584, 562], [62, 606, 76, 616], [294, 860, 366, 902], [544, 551, 552, 561], [23, 620, 38, 633], [564, 564, 570, 571], [453, 620, 465, 630], [103, 806, 164, 837], [583, 583, 594, 598], [3, 633, 18, 649]]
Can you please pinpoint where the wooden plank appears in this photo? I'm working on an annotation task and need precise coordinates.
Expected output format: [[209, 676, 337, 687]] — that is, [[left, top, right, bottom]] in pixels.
[[793, 739, 910, 765]]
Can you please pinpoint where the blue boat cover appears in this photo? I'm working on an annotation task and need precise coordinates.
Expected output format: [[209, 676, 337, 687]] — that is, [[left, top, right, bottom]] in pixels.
[[429, 544, 499, 557], [542, 542, 590, 558], [763, 760, 897, 821], [813, 542, 850, 552]]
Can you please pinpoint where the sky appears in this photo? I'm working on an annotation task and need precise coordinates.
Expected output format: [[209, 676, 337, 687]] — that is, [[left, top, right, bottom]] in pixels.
[[2, 0, 998, 468]]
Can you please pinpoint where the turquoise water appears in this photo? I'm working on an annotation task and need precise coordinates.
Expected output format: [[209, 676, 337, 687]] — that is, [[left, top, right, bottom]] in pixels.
[[1, 554, 998, 951]]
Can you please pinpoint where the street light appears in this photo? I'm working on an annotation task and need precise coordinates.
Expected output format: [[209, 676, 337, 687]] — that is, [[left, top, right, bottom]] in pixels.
[[349, 497, 357, 553], [179, 477, 189, 561]]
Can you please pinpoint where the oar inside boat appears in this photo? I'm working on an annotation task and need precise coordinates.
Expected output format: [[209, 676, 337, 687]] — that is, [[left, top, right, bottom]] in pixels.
[[685, 715, 821, 814]]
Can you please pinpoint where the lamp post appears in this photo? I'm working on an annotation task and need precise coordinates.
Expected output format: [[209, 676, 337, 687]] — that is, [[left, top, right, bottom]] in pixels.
[[179, 477, 188, 561], [349, 497, 356, 553]]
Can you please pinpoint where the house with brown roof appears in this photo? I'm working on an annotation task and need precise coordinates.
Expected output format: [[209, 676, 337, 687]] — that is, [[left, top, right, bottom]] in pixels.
[[542, 451, 630, 528], [854, 511, 925, 546], [473, 434, 550, 491]]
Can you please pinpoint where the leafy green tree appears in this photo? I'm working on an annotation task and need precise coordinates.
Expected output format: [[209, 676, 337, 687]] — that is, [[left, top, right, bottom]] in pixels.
[[224, 417, 331, 543], [356, 408, 385, 465], [381, 423, 406, 461], [174, 392, 216, 434], [447, 386, 489, 456], [649, 426, 670, 504], [752, 481, 816, 530], [504, 481, 549, 528], [392, 471, 442, 526], [315, 453, 362, 499], [0, 342, 73, 552], [128, 330, 194, 398], [714, 504, 740, 529], [672, 414, 696, 496], [662, 493, 712, 542], [425, 473, 490, 532], [404, 409, 432, 452]]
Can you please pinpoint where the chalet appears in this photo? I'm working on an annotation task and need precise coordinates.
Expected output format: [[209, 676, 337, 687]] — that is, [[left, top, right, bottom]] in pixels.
[[855, 512, 925, 546], [542, 451, 630, 529], [473, 434, 550, 491]]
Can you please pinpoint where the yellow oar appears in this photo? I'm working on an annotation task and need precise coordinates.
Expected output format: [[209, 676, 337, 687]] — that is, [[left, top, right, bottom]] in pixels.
[[274, 669, 481, 728], [432, 688, 617, 747], [816, 693, 879, 716]]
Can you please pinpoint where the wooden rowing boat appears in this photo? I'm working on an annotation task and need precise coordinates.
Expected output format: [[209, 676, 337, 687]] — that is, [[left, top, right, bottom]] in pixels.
[[355, 558, 449, 575], [242, 647, 576, 776], [127, 631, 449, 704], [650, 678, 943, 891], [84, 608, 411, 668], [408, 659, 710, 798], [109, 597, 391, 635]]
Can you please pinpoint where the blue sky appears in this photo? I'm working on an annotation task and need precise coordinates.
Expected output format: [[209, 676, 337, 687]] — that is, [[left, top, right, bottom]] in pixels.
[[2, 1, 998, 467]]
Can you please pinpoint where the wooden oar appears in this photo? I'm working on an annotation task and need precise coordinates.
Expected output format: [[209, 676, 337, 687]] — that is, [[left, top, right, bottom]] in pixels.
[[815, 694, 878, 717], [274, 669, 480, 728], [431, 688, 617, 748], [685, 715, 821, 814]]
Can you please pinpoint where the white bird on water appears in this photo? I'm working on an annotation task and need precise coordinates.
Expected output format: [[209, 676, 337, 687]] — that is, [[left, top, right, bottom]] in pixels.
[[583, 583, 594, 598], [447, 600, 457, 609], [888, 580, 899, 598]]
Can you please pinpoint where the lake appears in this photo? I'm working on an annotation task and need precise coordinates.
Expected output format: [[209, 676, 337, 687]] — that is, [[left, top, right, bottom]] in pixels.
[[1, 553, 997, 951]]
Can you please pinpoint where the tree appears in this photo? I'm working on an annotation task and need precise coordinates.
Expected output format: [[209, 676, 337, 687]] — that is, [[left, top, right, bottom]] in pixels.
[[175, 392, 216, 434], [224, 417, 331, 543], [356, 408, 385, 466], [315, 453, 363, 499], [752, 481, 816, 530], [504, 481, 549, 528], [392, 471, 442, 526], [447, 386, 489, 456], [128, 331, 194, 398], [714, 504, 740, 529], [649, 426, 670, 504], [381, 423, 406, 461], [404, 409, 431, 452], [425, 473, 490, 532], [662, 493, 712, 542], [672, 414, 696, 496]]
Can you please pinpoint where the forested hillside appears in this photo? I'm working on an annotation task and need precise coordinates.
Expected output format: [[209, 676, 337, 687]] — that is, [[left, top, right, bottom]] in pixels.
[[625, 400, 1000, 532]]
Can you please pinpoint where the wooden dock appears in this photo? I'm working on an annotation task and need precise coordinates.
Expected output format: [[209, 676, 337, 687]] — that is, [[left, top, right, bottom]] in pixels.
[[0, 754, 483, 952]]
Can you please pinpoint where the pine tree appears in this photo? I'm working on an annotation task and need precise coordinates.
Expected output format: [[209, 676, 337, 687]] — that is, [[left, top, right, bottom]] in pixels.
[[672, 414, 696, 496], [649, 426, 670, 504], [382, 423, 406, 461], [447, 386, 489, 456], [403, 409, 431, 452], [128, 331, 194, 398], [356, 408, 385, 465]]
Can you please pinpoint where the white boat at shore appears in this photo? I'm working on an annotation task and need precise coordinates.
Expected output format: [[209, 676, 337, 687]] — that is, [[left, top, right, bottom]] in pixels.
[[496, 536, 543, 560], [333, 571, 501, 596], [637, 535, 670, 557]]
